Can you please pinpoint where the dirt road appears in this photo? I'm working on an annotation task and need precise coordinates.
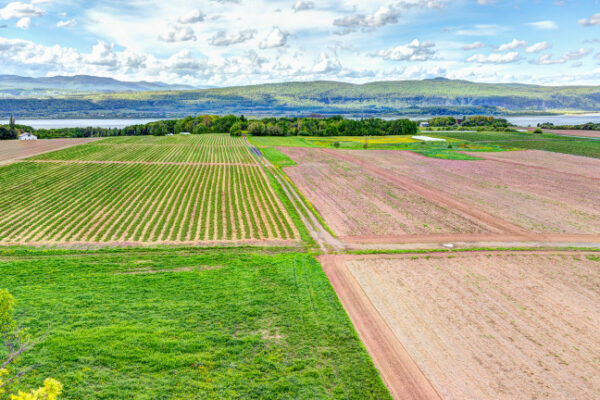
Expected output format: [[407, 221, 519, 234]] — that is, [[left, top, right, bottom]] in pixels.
[[319, 254, 442, 400]]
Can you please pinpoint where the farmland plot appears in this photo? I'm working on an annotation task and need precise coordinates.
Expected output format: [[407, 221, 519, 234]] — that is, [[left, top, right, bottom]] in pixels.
[[279, 147, 500, 238], [29, 134, 256, 164], [0, 138, 100, 165], [0, 135, 298, 245], [330, 252, 600, 400], [342, 149, 600, 235]]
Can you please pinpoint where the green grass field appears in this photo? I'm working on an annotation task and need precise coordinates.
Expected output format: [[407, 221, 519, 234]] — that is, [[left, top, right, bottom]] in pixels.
[[250, 131, 600, 159], [0, 135, 300, 244], [433, 131, 600, 159], [0, 248, 391, 399]]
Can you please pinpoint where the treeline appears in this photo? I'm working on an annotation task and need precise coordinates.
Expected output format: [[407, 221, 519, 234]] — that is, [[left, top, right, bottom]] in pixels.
[[1, 114, 418, 140], [539, 122, 600, 130], [424, 115, 513, 131], [233, 116, 418, 137]]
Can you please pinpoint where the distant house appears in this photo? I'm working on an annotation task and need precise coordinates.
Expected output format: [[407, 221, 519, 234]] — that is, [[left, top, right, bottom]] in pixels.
[[420, 122, 430, 127], [180, 132, 191, 135], [18, 132, 37, 141]]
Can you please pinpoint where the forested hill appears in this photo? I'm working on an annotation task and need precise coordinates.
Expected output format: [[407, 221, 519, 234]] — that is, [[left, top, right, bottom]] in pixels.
[[3, 78, 600, 118], [0, 74, 198, 97]]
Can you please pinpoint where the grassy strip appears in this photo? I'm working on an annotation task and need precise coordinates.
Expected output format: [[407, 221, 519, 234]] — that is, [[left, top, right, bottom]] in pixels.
[[436, 131, 600, 159], [276, 169, 338, 238], [263, 168, 314, 247], [259, 147, 297, 167], [1, 250, 391, 399]]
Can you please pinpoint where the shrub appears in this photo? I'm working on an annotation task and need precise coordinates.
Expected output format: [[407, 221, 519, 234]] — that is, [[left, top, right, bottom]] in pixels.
[[333, 141, 340, 148], [533, 127, 543, 134], [0, 290, 63, 399]]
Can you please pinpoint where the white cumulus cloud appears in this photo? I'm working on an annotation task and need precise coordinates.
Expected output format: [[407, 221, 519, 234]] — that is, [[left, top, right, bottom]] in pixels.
[[467, 51, 520, 64], [178, 9, 205, 24], [16, 16, 30, 29], [158, 24, 196, 42], [0, 2, 45, 20], [578, 13, 600, 26], [525, 41, 551, 54], [496, 38, 526, 52], [209, 30, 255, 46], [374, 39, 436, 61], [56, 19, 77, 28], [259, 27, 289, 49]]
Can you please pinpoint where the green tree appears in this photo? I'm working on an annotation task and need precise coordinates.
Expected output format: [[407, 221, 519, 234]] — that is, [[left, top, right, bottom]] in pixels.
[[229, 122, 242, 137]]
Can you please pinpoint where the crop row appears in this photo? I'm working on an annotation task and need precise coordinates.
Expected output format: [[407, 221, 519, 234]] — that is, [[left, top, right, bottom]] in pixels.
[[29, 134, 256, 164], [0, 162, 299, 244]]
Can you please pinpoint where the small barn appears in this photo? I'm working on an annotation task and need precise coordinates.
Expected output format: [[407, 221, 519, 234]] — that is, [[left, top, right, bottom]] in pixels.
[[18, 132, 38, 141], [420, 122, 430, 128]]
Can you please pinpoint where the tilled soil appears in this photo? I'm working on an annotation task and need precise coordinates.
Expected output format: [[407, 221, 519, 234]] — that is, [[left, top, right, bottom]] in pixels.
[[280, 147, 501, 237], [328, 252, 600, 400], [0, 138, 101, 165], [340, 149, 600, 235]]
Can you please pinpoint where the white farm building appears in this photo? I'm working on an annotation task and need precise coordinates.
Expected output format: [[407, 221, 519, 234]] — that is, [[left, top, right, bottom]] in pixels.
[[18, 133, 38, 141]]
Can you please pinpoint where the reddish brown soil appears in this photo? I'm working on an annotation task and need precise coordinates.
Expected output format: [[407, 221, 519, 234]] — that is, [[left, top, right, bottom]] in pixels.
[[469, 150, 600, 180], [280, 147, 504, 238], [0, 138, 101, 165], [339, 149, 600, 235], [325, 252, 600, 400], [319, 254, 442, 400]]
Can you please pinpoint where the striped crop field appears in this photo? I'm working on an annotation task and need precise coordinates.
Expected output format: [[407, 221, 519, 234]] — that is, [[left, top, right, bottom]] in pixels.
[[0, 134, 299, 245], [28, 134, 256, 164]]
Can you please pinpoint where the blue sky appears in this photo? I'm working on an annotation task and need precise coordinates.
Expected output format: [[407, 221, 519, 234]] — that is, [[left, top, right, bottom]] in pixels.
[[1, 0, 600, 86]]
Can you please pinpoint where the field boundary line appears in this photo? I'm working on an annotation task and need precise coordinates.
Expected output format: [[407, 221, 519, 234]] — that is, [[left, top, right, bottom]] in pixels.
[[318, 254, 442, 400]]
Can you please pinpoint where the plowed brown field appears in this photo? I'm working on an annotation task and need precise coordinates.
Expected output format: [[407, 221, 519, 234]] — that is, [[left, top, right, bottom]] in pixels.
[[282, 148, 600, 238], [0, 138, 101, 165], [321, 252, 600, 400], [279, 147, 501, 238]]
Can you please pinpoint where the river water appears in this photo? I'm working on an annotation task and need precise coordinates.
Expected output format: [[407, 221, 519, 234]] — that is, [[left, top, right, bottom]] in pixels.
[[0, 118, 166, 129], [3, 114, 600, 129]]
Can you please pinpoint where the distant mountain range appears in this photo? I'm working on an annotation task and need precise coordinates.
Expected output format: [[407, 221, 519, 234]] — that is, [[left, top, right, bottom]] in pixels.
[[0, 75, 200, 96], [2, 77, 600, 118]]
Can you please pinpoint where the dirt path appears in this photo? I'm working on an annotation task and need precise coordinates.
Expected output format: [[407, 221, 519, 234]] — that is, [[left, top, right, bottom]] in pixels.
[[319, 254, 442, 400], [244, 138, 344, 251], [318, 148, 535, 239]]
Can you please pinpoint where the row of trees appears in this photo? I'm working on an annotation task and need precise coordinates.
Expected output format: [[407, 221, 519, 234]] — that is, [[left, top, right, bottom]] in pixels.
[[1, 115, 419, 139], [539, 122, 600, 130], [426, 115, 511, 128]]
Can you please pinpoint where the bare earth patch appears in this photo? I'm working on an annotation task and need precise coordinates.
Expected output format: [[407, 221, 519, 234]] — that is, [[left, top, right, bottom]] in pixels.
[[0, 138, 101, 165], [323, 252, 600, 400], [280, 147, 499, 238], [337, 149, 600, 235]]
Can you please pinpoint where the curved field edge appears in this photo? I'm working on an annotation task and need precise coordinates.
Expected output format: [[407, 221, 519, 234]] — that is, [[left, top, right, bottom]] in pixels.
[[0, 249, 391, 400]]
